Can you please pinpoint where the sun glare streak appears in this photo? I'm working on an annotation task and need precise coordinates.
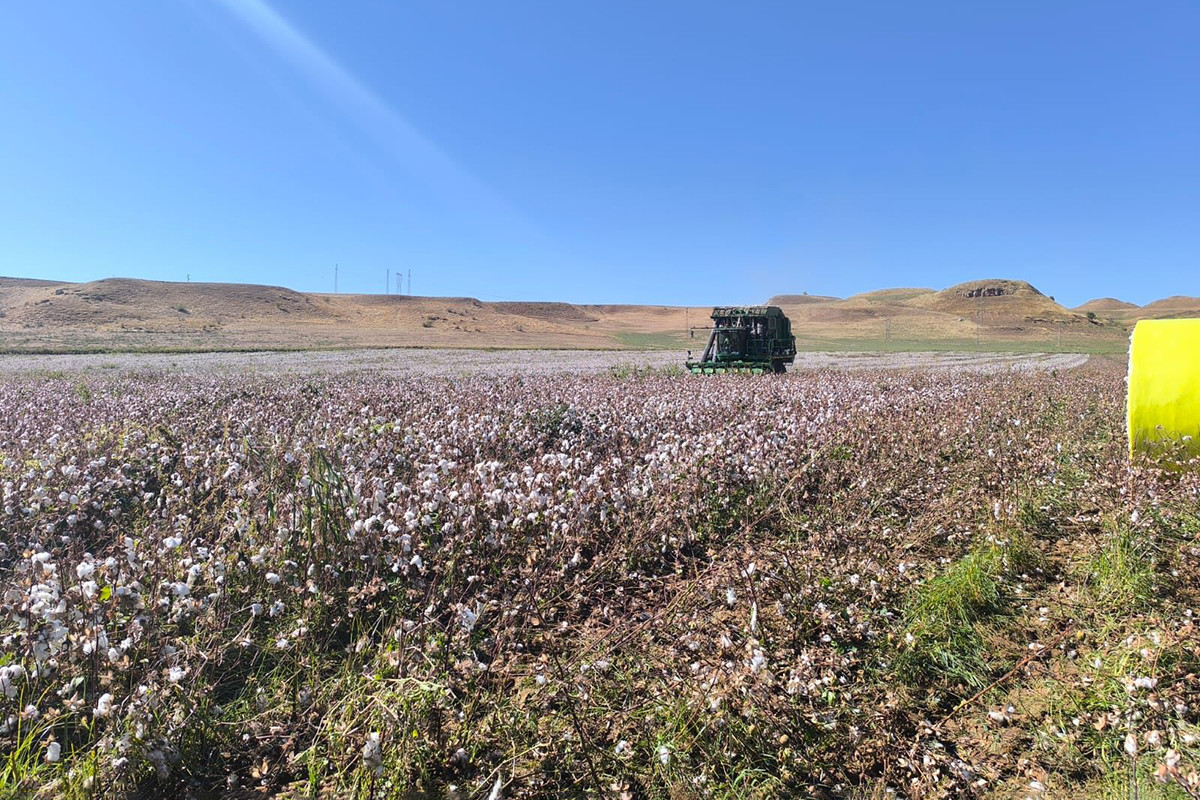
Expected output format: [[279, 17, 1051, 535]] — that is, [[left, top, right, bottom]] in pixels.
[[209, 0, 530, 231]]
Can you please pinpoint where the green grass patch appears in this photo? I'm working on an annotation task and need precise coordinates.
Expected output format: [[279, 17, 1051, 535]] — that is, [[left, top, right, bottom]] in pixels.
[[897, 535, 1038, 688], [1089, 522, 1156, 611], [611, 331, 689, 350]]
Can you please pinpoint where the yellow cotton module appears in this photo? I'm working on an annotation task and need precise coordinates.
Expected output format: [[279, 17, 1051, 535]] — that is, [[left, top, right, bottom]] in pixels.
[[1128, 319, 1200, 461]]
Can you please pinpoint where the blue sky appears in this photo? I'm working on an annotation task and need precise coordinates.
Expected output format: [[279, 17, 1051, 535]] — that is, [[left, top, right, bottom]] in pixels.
[[1, 1, 1197, 306]]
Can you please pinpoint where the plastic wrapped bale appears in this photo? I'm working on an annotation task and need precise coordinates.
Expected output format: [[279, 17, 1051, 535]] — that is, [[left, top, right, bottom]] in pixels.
[[1127, 319, 1200, 463]]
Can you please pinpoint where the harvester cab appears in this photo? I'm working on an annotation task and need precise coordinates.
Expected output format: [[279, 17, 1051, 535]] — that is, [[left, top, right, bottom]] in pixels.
[[686, 306, 797, 374]]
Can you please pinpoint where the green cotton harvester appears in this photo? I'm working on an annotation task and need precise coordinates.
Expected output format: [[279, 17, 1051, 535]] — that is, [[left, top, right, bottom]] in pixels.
[[686, 305, 797, 374]]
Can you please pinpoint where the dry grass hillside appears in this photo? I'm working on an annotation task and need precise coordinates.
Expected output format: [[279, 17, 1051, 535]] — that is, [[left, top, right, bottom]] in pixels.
[[764, 293, 840, 305], [1075, 297, 1140, 314], [1073, 295, 1200, 324], [771, 279, 1134, 353], [0, 274, 1190, 354]]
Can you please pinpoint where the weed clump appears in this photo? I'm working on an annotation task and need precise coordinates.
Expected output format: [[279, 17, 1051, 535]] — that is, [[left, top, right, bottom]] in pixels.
[[1089, 521, 1157, 610], [898, 535, 1037, 689]]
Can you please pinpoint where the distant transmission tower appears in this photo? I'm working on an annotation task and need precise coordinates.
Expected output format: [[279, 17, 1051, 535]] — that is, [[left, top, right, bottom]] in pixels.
[[334, 264, 339, 294]]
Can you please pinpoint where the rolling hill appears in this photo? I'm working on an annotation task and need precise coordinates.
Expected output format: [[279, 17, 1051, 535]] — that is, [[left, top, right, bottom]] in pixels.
[[1073, 295, 1200, 323], [0, 275, 1190, 354], [1075, 297, 1140, 314]]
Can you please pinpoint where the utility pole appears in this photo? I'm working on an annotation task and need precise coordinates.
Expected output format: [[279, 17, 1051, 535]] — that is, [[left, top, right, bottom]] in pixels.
[[408, 269, 412, 297], [334, 264, 338, 294]]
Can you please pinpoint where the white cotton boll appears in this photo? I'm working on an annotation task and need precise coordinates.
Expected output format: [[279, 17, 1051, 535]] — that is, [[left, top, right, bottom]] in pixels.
[[725, 588, 736, 607], [94, 693, 113, 717], [409, 554, 423, 570], [107, 648, 120, 663], [270, 601, 284, 617], [750, 651, 767, 673], [276, 638, 289, 650], [170, 582, 189, 597], [167, 667, 187, 683], [459, 605, 478, 632], [76, 561, 95, 580], [658, 745, 671, 766], [362, 732, 383, 776], [249, 603, 262, 616], [46, 741, 61, 762], [614, 740, 630, 755], [535, 674, 546, 686], [265, 573, 281, 585], [1124, 732, 1138, 757]]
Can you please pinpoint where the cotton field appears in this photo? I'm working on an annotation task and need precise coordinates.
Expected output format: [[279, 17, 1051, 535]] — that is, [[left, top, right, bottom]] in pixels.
[[3, 356, 1200, 799]]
